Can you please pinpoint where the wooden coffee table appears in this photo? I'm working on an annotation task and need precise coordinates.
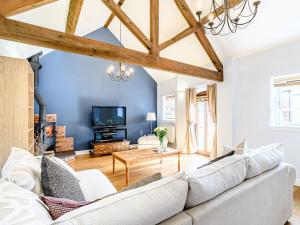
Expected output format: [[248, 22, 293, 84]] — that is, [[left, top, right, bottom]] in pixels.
[[112, 148, 181, 185]]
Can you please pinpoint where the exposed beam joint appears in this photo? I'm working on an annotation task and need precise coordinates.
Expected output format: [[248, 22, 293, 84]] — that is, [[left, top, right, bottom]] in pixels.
[[159, 25, 198, 51], [174, 0, 223, 75], [0, 0, 57, 17], [101, 0, 151, 50], [66, 0, 84, 34], [104, 0, 125, 28], [0, 16, 222, 81], [150, 0, 159, 55]]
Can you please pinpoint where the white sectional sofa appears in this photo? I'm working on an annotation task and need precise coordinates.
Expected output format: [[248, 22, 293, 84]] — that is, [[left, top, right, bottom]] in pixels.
[[0, 144, 296, 225]]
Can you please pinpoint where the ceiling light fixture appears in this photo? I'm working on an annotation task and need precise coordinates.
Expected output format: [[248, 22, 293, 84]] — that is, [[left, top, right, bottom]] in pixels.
[[196, 0, 261, 36], [107, 20, 134, 81]]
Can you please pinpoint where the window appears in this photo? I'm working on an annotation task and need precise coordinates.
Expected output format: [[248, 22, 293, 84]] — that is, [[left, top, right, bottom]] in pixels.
[[162, 95, 176, 121], [271, 75, 300, 128]]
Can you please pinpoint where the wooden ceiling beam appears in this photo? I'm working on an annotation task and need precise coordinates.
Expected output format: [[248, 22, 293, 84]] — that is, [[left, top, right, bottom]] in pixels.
[[159, 25, 198, 51], [101, 0, 151, 50], [104, 0, 125, 28], [0, 0, 57, 17], [66, 0, 84, 34], [0, 16, 222, 81], [174, 0, 223, 75], [150, 0, 159, 55]]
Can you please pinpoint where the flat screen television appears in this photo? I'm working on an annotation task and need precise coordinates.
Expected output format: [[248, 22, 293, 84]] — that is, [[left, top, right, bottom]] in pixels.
[[92, 106, 126, 127]]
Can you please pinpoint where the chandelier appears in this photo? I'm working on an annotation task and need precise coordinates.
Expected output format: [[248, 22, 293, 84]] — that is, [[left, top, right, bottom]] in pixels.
[[195, 0, 261, 36], [107, 20, 134, 81]]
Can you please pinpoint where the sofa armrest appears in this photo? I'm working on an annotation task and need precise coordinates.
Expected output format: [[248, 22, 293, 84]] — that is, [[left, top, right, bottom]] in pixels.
[[76, 169, 117, 201]]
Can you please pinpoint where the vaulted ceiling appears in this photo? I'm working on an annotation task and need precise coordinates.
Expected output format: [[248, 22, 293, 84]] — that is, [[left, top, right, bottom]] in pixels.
[[1, 0, 300, 82]]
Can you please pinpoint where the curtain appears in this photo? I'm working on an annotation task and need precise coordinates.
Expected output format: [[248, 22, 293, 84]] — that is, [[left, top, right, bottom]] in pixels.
[[207, 84, 217, 159], [184, 88, 198, 154]]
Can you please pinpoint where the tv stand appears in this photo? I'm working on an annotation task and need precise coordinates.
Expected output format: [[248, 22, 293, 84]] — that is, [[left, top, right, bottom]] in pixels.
[[90, 140, 130, 157], [93, 126, 127, 143]]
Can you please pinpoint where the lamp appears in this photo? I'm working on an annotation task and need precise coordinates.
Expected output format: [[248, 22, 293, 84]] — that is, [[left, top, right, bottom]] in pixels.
[[146, 112, 156, 134], [106, 19, 134, 81], [195, 0, 261, 36]]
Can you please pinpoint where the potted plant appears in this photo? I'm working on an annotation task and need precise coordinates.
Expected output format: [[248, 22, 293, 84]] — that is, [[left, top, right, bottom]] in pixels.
[[154, 127, 168, 152]]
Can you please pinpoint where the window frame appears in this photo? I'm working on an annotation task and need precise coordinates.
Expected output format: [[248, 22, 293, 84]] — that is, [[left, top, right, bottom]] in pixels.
[[270, 75, 300, 132]]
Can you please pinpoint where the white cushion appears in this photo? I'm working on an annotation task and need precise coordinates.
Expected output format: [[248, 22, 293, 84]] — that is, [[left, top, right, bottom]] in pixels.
[[185, 155, 247, 209], [76, 169, 117, 201], [0, 180, 52, 225], [244, 143, 284, 179], [223, 138, 247, 155], [1, 147, 43, 195], [52, 172, 188, 225]]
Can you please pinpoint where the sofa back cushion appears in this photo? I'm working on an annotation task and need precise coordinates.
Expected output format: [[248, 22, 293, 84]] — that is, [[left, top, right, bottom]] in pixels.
[[1, 147, 43, 195], [185, 155, 247, 209], [0, 180, 53, 225], [51, 172, 188, 225], [244, 143, 283, 179]]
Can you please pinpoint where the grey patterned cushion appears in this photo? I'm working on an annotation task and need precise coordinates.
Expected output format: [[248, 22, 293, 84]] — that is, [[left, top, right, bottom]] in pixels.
[[122, 172, 162, 191], [41, 156, 85, 201]]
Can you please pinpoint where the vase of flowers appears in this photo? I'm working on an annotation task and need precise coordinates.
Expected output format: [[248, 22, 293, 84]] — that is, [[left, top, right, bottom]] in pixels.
[[154, 127, 168, 153]]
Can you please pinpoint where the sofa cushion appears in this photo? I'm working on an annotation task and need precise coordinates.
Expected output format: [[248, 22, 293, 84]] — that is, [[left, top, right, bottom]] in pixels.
[[41, 156, 85, 201], [185, 155, 247, 209], [0, 179, 53, 225], [76, 169, 117, 201], [223, 138, 247, 155], [51, 172, 188, 225], [40, 196, 92, 220], [244, 143, 284, 179], [1, 147, 43, 195]]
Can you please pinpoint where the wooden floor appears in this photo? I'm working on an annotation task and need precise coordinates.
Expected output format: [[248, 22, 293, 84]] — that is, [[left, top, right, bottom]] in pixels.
[[69, 154, 300, 224], [69, 153, 208, 190]]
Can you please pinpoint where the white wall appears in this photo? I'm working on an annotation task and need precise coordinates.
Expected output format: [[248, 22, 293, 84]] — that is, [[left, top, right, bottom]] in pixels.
[[231, 40, 300, 184], [217, 58, 236, 155], [0, 40, 24, 58]]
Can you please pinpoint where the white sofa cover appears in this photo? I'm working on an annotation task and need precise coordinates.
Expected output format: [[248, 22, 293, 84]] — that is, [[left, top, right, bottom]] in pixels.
[[51, 172, 188, 225], [186, 163, 295, 225], [0, 180, 52, 225]]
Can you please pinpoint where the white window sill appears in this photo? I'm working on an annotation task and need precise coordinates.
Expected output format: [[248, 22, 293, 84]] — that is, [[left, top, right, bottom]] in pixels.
[[270, 125, 300, 132]]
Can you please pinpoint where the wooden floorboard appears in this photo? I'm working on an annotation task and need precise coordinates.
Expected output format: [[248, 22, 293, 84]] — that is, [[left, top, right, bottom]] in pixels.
[[69, 154, 300, 223]]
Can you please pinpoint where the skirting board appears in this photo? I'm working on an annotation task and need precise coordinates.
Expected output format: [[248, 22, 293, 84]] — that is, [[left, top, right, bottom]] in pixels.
[[295, 178, 300, 187], [75, 150, 90, 156]]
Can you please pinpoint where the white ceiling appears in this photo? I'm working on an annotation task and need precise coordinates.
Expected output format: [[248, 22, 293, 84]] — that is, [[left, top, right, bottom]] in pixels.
[[1, 0, 300, 82]]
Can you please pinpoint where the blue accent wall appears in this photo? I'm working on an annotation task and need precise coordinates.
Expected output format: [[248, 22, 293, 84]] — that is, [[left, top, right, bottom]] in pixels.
[[37, 28, 157, 150]]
